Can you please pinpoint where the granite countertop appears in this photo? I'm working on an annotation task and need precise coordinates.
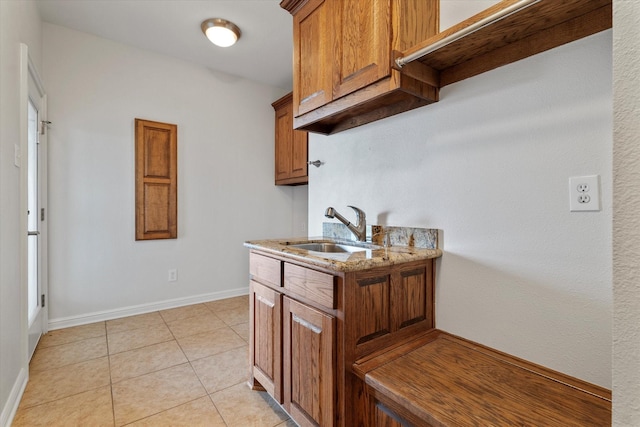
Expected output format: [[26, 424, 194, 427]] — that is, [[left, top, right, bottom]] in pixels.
[[244, 224, 442, 272]]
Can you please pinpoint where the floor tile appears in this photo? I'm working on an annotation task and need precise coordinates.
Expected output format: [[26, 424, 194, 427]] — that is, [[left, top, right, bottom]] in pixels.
[[109, 340, 187, 383], [20, 298, 292, 426], [191, 346, 249, 394], [176, 326, 246, 361], [211, 382, 288, 427], [159, 303, 212, 323], [217, 304, 249, 326], [38, 322, 105, 348], [206, 295, 248, 313], [12, 385, 114, 427], [106, 311, 165, 334], [112, 363, 206, 426], [231, 322, 250, 342], [108, 322, 174, 354], [30, 335, 107, 371], [166, 312, 226, 339], [20, 357, 110, 408], [127, 396, 226, 426]]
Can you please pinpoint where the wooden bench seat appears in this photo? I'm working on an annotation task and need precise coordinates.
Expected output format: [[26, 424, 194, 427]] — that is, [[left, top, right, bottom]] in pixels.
[[353, 329, 611, 427]]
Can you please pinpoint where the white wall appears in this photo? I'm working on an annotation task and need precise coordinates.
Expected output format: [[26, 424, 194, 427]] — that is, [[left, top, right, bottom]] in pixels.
[[42, 23, 306, 325], [439, 0, 499, 31], [0, 1, 42, 424], [612, 1, 640, 424], [309, 32, 612, 387]]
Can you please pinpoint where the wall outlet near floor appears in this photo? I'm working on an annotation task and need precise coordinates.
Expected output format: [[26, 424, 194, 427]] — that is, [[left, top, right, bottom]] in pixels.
[[569, 175, 601, 212], [168, 269, 178, 282]]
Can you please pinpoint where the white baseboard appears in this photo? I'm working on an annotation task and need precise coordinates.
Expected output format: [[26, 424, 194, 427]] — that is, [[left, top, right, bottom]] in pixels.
[[48, 287, 249, 330], [1, 367, 28, 427]]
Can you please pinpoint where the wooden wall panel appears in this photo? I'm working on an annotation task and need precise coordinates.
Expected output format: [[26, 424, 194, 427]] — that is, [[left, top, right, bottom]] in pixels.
[[354, 275, 390, 345], [392, 267, 427, 330], [135, 118, 177, 240]]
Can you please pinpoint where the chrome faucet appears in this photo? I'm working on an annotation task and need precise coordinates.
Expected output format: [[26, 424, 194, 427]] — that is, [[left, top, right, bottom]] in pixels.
[[325, 205, 366, 242]]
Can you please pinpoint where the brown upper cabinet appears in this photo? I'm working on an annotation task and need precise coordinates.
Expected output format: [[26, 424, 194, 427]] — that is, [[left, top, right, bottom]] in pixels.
[[272, 92, 308, 186], [281, 0, 612, 136], [281, 0, 440, 135]]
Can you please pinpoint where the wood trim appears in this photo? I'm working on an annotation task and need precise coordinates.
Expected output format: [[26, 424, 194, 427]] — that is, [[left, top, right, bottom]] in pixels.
[[280, 0, 309, 15], [134, 119, 177, 240], [292, 74, 437, 134]]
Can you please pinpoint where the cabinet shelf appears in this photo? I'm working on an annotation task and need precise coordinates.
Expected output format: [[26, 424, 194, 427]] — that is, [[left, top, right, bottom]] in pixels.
[[398, 0, 612, 87]]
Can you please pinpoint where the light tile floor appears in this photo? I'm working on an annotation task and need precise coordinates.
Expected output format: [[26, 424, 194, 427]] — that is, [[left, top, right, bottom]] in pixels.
[[13, 296, 296, 427]]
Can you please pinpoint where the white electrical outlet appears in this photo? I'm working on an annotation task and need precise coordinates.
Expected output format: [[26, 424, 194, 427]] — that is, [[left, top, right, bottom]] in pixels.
[[168, 269, 178, 282], [569, 175, 601, 212]]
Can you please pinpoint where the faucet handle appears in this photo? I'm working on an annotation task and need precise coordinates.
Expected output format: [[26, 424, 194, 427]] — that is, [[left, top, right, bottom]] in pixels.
[[347, 205, 365, 222]]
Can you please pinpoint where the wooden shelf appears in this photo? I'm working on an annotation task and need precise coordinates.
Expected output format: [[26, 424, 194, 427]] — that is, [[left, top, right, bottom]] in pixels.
[[398, 0, 612, 87]]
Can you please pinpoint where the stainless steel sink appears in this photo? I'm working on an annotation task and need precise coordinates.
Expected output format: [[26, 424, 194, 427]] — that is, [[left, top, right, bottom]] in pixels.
[[288, 242, 367, 253]]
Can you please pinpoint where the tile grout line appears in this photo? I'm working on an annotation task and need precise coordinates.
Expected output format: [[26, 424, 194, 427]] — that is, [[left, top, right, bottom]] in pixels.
[[19, 321, 112, 417], [171, 304, 233, 426], [17, 298, 260, 426], [113, 309, 179, 426], [112, 306, 217, 425], [104, 320, 117, 427]]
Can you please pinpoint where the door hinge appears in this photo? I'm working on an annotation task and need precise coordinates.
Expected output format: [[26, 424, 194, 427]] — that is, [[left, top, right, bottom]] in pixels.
[[41, 208, 45, 221], [41, 294, 45, 308], [40, 120, 51, 136]]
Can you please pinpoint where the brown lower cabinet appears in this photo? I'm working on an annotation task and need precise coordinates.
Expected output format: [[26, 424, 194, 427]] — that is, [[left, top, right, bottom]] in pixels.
[[283, 297, 335, 426], [249, 280, 282, 402], [249, 250, 435, 427]]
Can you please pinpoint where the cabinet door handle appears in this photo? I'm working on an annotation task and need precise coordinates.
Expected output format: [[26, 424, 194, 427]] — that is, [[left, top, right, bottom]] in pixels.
[[256, 294, 275, 308], [292, 314, 322, 334], [28, 231, 40, 236]]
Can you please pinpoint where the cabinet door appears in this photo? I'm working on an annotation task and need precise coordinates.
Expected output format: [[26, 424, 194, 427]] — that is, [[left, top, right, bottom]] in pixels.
[[290, 121, 308, 180], [274, 100, 294, 183], [284, 296, 335, 426], [332, 0, 390, 100], [250, 281, 283, 403], [293, 0, 334, 116], [273, 93, 308, 185]]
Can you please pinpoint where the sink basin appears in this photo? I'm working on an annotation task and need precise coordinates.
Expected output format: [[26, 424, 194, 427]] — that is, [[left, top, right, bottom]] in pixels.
[[288, 242, 367, 253]]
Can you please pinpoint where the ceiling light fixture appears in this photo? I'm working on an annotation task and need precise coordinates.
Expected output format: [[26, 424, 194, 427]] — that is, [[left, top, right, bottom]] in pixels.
[[201, 18, 241, 48]]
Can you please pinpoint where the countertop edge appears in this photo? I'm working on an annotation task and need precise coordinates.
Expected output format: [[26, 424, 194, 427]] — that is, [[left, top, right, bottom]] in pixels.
[[244, 238, 443, 272]]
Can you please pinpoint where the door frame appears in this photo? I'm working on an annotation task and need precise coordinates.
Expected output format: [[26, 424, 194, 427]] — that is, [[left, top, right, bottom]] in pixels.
[[20, 43, 49, 361]]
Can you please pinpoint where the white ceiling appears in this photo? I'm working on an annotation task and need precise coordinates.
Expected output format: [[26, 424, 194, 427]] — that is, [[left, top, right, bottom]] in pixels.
[[36, 0, 294, 89]]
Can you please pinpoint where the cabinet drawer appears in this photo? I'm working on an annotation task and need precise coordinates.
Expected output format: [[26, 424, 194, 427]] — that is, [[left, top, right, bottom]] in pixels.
[[284, 263, 335, 309], [250, 252, 282, 288]]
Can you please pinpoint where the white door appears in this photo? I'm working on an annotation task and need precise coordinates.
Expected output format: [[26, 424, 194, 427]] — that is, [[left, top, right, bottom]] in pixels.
[[22, 45, 48, 360]]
